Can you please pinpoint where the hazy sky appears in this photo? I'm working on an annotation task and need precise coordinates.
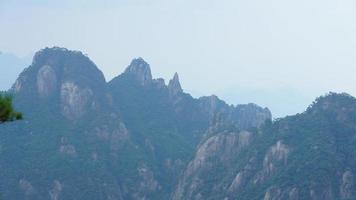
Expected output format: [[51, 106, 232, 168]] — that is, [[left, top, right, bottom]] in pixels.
[[1, 0, 356, 117]]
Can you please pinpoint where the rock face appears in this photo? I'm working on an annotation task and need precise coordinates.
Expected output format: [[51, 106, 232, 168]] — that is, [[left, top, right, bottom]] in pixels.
[[168, 72, 183, 97], [37, 65, 57, 97], [124, 57, 152, 86], [49, 180, 63, 200], [12, 47, 108, 120], [340, 170, 354, 199], [198, 95, 272, 130], [257, 140, 290, 183], [264, 186, 282, 200], [60, 81, 93, 119], [6, 48, 272, 200], [233, 103, 272, 130], [4, 48, 131, 199], [5, 47, 356, 200], [172, 130, 253, 200], [19, 179, 35, 196], [173, 93, 356, 200]]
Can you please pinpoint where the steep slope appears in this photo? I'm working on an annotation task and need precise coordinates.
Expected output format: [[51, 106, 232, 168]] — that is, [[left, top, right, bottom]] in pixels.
[[108, 57, 271, 150], [12, 47, 110, 119], [198, 95, 271, 131], [107, 58, 271, 198], [3, 47, 355, 200], [173, 93, 356, 200], [108, 58, 193, 199], [1, 47, 131, 200], [0, 47, 271, 200]]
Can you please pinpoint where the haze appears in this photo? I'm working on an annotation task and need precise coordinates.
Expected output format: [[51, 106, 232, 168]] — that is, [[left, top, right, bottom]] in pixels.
[[1, 0, 356, 117]]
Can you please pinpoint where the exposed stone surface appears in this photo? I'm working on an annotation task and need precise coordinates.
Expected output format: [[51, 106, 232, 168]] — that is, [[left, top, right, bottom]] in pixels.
[[37, 65, 57, 97], [264, 186, 282, 200], [173, 131, 252, 200], [340, 170, 354, 199], [124, 57, 152, 85], [238, 131, 252, 147], [309, 185, 333, 200], [233, 103, 272, 130], [12, 77, 24, 92], [60, 81, 93, 119], [49, 180, 63, 200], [198, 95, 272, 131], [263, 141, 290, 173], [137, 164, 160, 192], [168, 72, 183, 97], [288, 187, 299, 200], [94, 122, 129, 154], [228, 171, 248, 193], [8, 47, 356, 200], [198, 95, 226, 118], [110, 122, 130, 153], [12, 47, 109, 122], [153, 78, 166, 89], [19, 179, 35, 196], [254, 141, 290, 184]]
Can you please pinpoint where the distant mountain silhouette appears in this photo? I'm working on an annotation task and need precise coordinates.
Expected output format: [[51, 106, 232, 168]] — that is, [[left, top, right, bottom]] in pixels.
[[1, 47, 355, 200]]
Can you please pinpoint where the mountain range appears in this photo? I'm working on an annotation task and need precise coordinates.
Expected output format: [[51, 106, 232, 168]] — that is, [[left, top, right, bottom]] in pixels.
[[0, 47, 355, 200]]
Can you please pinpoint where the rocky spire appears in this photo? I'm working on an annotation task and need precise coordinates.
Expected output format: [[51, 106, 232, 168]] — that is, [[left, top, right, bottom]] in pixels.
[[124, 57, 152, 86], [168, 72, 183, 96]]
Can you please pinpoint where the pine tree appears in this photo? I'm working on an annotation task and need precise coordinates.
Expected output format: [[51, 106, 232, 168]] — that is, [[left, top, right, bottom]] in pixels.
[[0, 94, 22, 123]]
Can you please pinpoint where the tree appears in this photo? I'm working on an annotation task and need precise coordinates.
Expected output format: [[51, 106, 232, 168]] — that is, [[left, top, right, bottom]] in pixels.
[[0, 94, 22, 123]]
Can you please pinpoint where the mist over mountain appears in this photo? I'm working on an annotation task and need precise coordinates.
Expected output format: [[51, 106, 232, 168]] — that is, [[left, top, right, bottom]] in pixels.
[[0, 52, 32, 91], [0, 47, 355, 200], [0, 47, 270, 199], [220, 87, 315, 118], [3, 0, 356, 118], [0, 51, 312, 118]]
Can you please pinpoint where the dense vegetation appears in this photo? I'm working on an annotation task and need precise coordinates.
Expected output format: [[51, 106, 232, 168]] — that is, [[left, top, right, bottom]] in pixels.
[[1, 47, 354, 200], [0, 93, 22, 123], [174, 92, 356, 200]]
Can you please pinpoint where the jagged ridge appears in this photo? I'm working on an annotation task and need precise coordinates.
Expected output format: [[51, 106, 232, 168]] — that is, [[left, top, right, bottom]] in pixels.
[[2, 47, 272, 200]]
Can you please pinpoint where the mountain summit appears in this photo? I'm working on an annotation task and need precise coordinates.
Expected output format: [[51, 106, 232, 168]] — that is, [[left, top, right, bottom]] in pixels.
[[124, 57, 152, 85], [5, 47, 353, 200], [168, 72, 183, 96], [12, 47, 108, 120], [3, 47, 272, 200], [174, 92, 356, 200]]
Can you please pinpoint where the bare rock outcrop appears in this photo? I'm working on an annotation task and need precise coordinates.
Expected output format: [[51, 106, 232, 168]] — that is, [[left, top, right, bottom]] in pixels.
[[173, 131, 252, 200], [254, 141, 290, 184], [19, 179, 35, 196], [124, 57, 152, 86], [37, 65, 57, 97], [340, 170, 354, 199], [168, 72, 183, 97], [49, 180, 63, 200], [60, 81, 93, 120], [264, 186, 282, 200]]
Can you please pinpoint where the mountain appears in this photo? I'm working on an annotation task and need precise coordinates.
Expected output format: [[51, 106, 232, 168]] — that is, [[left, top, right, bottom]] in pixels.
[[2, 47, 354, 200], [0, 47, 271, 200], [173, 93, 356, 200]]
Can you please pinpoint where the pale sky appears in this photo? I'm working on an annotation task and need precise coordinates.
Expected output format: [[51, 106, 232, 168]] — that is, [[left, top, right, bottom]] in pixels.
[[1, 0, 356, 117]]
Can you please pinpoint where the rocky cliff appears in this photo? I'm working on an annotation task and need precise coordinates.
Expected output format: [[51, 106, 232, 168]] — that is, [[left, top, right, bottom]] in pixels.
[[4, 47, 355, 200], [0, 47, 271, 200], [173, 93, 356, 200]]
